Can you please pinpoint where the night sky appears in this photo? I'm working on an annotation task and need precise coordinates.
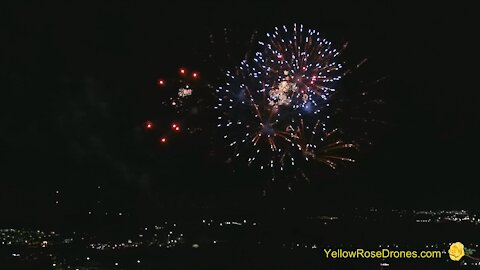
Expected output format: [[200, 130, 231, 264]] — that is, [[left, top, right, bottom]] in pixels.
[[2, 2, 478, 227]]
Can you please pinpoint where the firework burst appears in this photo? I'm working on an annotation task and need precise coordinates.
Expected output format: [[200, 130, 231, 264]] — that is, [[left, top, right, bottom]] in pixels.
[[158, 67, 202, 114], [256, 23, 346, 110], [216, 24, 368, 183]]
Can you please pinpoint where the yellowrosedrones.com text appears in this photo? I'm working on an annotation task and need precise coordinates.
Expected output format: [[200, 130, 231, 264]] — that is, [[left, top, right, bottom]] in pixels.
[[324, 248, 442, 259]]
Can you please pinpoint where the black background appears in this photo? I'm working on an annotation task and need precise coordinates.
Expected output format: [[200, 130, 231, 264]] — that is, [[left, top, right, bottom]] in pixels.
[[1, 2, 478, 227]]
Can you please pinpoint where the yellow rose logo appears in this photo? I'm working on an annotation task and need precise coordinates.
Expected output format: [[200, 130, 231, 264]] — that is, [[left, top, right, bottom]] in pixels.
[[449, 242, 465, 261]]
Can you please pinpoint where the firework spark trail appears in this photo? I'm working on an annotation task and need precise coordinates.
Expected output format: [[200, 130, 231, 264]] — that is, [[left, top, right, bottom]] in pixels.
[[291, 119, 358, 169]]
